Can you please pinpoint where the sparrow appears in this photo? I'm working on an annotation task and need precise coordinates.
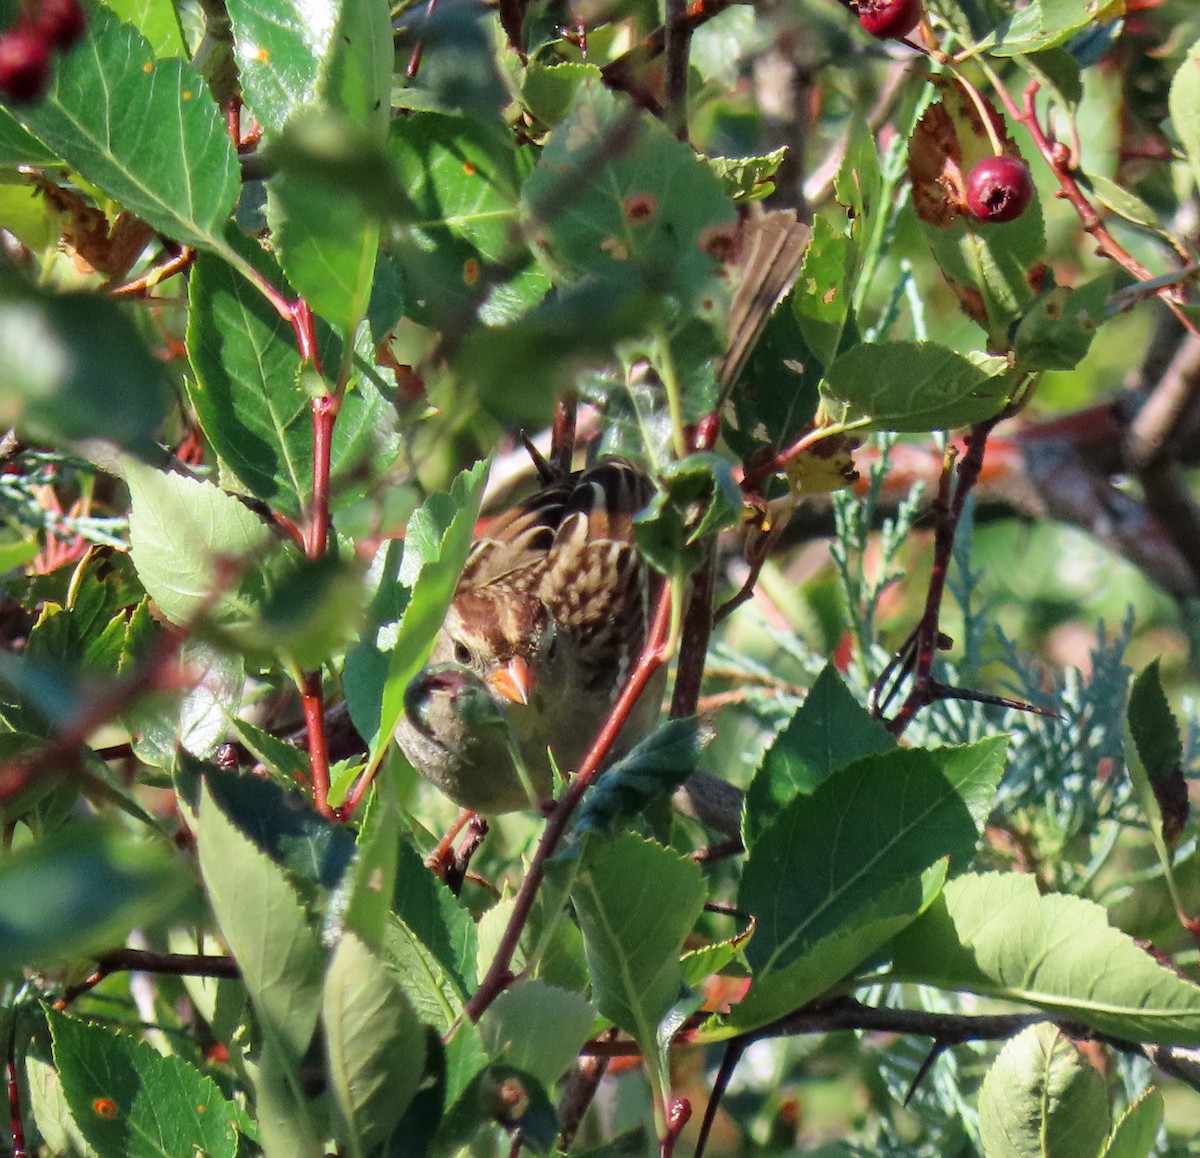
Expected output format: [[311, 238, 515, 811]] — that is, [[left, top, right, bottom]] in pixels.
[[396, 456, 661, 813]]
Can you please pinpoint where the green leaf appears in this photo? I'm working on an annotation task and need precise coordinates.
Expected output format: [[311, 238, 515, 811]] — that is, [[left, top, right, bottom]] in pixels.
[[793, 213, 854, 367], [337, 790, 402, 950], [268, 114, 383, 337], [224, 0, 338, 138], [0, 822, 189, 971], [569, 718, 701, 842], [392, 839, 479, 993], [821, 342, 1011, 433], [103, 0, 186, 58], [175, 753, 356, 895], [0, 108, 58, 165], [0, 275, 171, 455], [743, 662, 895, 850], [26, 1049, 98, 1158], [977, 1023, 1109, 1158], [1012, 273, 1113, 372], [10, 3, 239, 251], [388, 109, 530, 326], [521, 80, 735, 309], [382, 912, 468, 1032], [633, 454, 741, 577], [521, 61, 603, 130], [707, 146, 788, 203], [1100, 1088, 1163, 1158], [890, 872, 1200, 1044], [990, 0, 1105, 56], [359, 459, 488, 761], [125, 459, 274, 627], [195, 777, 325, 1063], [740, 739, 1006, 976], [1170, 39, 1200, 196], [185, 249, 313, 517], [1127, 658, 1184, 784], [478, 980, 596, 1088], [49, 1009, 240, 1158], [721, 862, 948, 1035], [572, 833, 706, 1059], [324, 931, 426, 1154]]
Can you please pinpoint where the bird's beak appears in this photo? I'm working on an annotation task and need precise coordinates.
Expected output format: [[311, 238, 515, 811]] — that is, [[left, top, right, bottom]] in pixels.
[[487, 656, 534, 706]]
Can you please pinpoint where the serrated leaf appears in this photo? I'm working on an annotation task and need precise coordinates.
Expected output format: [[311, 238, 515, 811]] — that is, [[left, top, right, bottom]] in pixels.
[[324, 931, 426, 1154], [1101, 1087, 1163, 1158], [176, 753, 356, 895], [990, 0, 1105, 56], [1171, 39, 1200, 196], [707, 146, 788, 202], [890, 872, 1200, 1044], [125, 459, 274, 627], [978, 1023, 1109, 1158], [821, 342, 1011, 432], [479, 981, 595, 1088], [571, 833, 706, 1058], [793, 213, 854, 367], [0, 822, 189, 971], [1013, 273, 1112, 372], [721, 862, 947, 1035], [382, 912, 467, 1032], [570, 718, 701, 842], [224, 0, 339, 138], [9, 3, 239, 251], [389, 109, 529, 325], [521, 80, 735, 309], [1128, 658, 1184, 783], [522, 61, 603, 129], [633, 454, 740, 577], [195, 777, 325, 1063], [743, 662, 895, 850], [336, 789, 402, 950], [26, 1049, 98, 1158], [740, 739, 1005, 976], [185, 249, 313, 517], [49, 1009, 240, 1158], [392, 838, 478, 994], [0, 274, 171, 456]]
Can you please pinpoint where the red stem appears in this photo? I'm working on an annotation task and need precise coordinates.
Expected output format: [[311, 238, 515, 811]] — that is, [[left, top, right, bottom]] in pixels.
[[463, 586, 674, 1023], [994, 78, 1199, 339], [7, 1028, 23, 1158], [300, 671, 334, 819]]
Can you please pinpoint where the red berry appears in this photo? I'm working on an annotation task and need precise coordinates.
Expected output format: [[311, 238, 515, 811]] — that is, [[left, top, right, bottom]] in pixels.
[[34, 0, 86, 51], [0, 28, 50, 103], [857, 0, 922, 40], [965, 155, 1035, 224]]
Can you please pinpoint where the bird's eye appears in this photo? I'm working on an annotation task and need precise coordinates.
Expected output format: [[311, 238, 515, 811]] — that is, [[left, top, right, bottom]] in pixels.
[[453, 641, 472, 666], [547, 632, 559, 659]]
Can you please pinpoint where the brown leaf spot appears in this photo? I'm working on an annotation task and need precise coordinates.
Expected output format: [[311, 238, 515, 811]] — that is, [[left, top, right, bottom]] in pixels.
[[623, 191, 657, 224]]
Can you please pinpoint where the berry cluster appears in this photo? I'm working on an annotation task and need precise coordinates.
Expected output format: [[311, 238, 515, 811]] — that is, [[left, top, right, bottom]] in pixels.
[[0, 0, 86, 103]]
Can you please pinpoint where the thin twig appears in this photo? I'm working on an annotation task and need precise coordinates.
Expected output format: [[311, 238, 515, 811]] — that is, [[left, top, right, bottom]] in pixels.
[[463, 586, 674, 1023], [55, 949, 240, 1009]]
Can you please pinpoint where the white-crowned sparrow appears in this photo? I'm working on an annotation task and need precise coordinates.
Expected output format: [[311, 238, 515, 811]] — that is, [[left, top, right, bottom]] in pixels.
[[396, 456, 662, 813]]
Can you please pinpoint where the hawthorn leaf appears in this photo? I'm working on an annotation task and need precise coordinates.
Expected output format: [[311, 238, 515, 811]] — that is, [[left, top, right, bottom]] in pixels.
[[743, 662, 895, 850], [977, 1023, 1109, 1158], [821, 342, 1011, 432], [195, 777, 325, 1063], [9, 3, 239, 251], [740, 738, 1006, 976], [49, 1009, 240, 1158], [890, 872, 1200, 1044], [324, 931, 426, 1153]]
